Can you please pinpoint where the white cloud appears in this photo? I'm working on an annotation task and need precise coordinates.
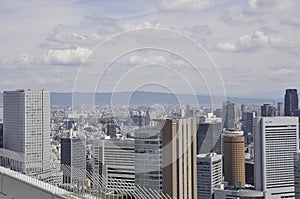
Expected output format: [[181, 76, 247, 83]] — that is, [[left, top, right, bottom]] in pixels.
[[248, 0, 262, 10], [159, 0, 218, 12], [43, 47, 90, 65], [1, 0, 300, 98], [128, 55, 167, 65], [269, 66, 299, 82], [217, 31, 295, 52], [0, 53, 34, 69], [217, 42, 237, 52]]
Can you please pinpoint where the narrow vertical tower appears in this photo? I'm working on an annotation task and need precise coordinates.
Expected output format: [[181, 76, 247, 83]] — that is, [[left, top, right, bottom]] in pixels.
[[284, 89, 299, 116], [223, 129, 245, 188]]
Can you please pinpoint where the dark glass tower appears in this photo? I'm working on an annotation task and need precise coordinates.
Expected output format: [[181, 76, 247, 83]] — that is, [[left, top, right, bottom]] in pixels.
[[284, 89, 298, 116], [261, 104, 275, 117]]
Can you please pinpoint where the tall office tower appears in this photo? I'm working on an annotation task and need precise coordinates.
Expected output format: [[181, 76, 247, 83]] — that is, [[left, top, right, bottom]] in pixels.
[[241, 111, 256, 144], [197, 115, 222, 154], [261, 104, 275, 117], [254, 117, 299, 198], [61, 137, 86, 185], [284, 89, 299, 116], [240, 104, 246, 122], [135, 118, 197, 199], [197, 153, 222, 199], [223, 129, 245, 188], [222, 101, 236, 129], [3, 89, 51, 177], [135, 127, 162, 192], [277, 102, 284, 116], [241, 104, 245, 115], [93, 139, 135, 192]]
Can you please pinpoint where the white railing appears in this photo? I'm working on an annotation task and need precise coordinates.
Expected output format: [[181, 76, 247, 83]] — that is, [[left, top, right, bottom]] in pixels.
[[0, 166, 79, 199]]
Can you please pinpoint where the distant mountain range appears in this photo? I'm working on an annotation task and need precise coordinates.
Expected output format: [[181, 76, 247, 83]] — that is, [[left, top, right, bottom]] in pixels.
[[0, 91, 276, 106]]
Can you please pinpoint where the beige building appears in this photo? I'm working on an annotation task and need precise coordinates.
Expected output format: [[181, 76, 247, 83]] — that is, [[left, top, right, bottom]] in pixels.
[[223, 129, 245, 188], [162, 118, 197, 199]]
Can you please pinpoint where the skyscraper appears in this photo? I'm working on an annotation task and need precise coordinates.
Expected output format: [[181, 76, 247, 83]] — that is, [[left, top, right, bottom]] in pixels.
[[93, 139, 135, 192], [254, 117, 299, 198], [222, 101, 236, 129], [3, 89, 51, 177], [261, 104, 275, 117], [241, 111, 256, 144], [135, 127, 162, 192], [284, 89, 299, 116], [197, 153, 222, 199], [197, 117, 222, 154], [223, 129, 245, 188], [61, 137, 86, 185], [135, 118, 197, 199], [277, 102, 284, 116]]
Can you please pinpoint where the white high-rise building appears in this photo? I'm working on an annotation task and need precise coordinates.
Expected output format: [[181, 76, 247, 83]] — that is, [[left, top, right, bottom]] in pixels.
[[3, 89, 51, 177], [254, 117, 299, 199]]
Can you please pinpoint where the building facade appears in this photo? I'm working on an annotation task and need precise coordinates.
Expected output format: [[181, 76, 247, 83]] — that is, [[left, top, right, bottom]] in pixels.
[[284, 89, 299, 116], [61, 137, 86, 185], [135, 127, 162, 192], [294, 152, 300, 199], [3, 89, 51, 177], [135, 118, 197, 199], [223, 129, 245, 188], [261, 104, 275, 117], [197, 120, 222, 154], [254, 117, 299, 198], [93, 139, 135, 192], [197, 153, 222, 199], [222, 101, 237, 129], [277, 102, 284, 116], [241, 111, 256, 144]]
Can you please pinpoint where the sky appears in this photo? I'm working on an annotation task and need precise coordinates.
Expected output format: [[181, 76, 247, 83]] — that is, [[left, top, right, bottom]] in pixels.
[[1, 0, 300, 99]]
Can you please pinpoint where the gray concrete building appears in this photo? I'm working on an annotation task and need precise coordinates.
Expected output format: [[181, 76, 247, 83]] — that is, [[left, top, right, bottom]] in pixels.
[[197, 153, 222, 199], [92, 139, 135, 192], [3, 89, 51, 178], [222, 101, 237, 129]]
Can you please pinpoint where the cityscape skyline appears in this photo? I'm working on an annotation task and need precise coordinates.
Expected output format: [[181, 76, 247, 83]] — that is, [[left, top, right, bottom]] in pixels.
[[1, 88, 300, 198], [1, 1, 300, 198]]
